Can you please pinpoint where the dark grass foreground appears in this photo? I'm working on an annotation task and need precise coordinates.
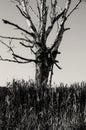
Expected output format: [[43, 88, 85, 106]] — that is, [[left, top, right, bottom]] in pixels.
[[0, 80, 86, 130]]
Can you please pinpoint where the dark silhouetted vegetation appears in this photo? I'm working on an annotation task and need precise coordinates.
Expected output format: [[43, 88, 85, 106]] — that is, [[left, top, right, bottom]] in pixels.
[[0, 79, 86, 130]]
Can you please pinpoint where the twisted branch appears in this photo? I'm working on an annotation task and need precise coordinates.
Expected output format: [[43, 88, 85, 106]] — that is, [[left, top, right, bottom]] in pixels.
[[0, 35, 32, 43], [2, 19, 36, 38]]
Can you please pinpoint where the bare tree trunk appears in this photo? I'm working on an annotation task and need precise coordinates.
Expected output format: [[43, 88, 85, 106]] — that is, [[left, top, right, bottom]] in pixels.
[[35, 62, 50, 88], [35, 51, 50, 88]]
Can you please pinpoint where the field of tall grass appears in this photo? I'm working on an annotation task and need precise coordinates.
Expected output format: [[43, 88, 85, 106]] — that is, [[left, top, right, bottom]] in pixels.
[[0, 79, 86, 130]]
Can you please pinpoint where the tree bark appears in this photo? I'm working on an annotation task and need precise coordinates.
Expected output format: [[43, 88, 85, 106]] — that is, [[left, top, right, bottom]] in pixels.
[[35, 62, 50, 88], [35, 50, 51, 88]]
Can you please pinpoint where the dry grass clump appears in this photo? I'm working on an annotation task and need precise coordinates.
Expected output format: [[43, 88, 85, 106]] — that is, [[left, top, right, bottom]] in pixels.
[[0, 79, 86, 130]]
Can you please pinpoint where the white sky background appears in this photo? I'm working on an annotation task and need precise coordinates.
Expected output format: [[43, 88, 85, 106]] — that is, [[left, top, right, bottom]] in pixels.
[[0, 0, 86, 86]]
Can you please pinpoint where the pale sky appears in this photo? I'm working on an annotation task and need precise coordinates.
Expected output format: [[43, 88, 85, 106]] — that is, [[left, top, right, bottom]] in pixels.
[[0, 0, 86, 86]]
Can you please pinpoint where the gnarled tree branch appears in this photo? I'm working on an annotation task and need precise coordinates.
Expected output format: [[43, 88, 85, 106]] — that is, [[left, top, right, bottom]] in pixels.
[[46, 9, 66, 38], [0, 39, 37, 64], [2, 19, 36, 38], [38, 0, 48, 44], [55, 62, 62, 69], [0, 35, 32, 43], [19, 41, 34, 48], [22, 0, 37, 34], [12, 53, 38, 63], [49, 0, 72, 52], [67, 0, 82, 18], [36, 0, 41, 21], [0, 56, 35, 64]]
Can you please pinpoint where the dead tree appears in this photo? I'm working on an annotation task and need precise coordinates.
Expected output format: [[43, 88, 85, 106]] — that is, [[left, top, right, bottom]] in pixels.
[[0, 0, 85, 88]]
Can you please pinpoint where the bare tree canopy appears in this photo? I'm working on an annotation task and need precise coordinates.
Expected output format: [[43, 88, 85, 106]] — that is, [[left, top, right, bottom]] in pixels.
[[0, 0, 85, 87]]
